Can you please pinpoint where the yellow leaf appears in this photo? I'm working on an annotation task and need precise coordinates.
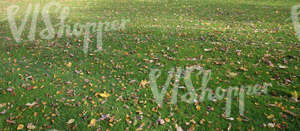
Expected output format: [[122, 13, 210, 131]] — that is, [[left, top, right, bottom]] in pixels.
[[95, 92, 110, 98], [228, 72, 238, 78], [165, 118, 170, 123], [56, 91, 62, 95], [267, 114, 274, 119], [17, 124, 24, 130], [140, 80, 148, 88], [196, 105, 201, 111], [239, 67, 248, 71], [100, 92, 110, 98], [237, 116, 242, 122], [33, 86, 38, 89], [124, 51, 129, 56], [34, 112, 38, 117], [291, 91, 298, 100], [66, 62, 72, 67], [88, 119, 96, 127], [126, 114, 130, 121]]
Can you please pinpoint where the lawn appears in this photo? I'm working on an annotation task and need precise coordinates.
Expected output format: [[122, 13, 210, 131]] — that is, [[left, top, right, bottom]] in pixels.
[[0, 0, 299, 130]]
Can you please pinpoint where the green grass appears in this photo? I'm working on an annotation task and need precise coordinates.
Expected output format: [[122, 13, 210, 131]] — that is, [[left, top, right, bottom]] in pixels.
[[0, 0, 300, 130]]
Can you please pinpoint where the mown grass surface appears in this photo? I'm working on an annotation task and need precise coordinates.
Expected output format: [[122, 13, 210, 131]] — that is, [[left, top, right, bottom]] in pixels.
[[0, 0, 299, 130]]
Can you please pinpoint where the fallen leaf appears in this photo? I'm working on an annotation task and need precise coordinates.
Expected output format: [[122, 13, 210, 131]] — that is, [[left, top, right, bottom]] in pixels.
[[227, 123, 232, 131], [88, 119, 96, 127], [66, 119, 75, 125], [27, 86, 38, 90], [267, 114, 275, 119], [239, 67, 248, 71], [136, 122, 145, 131], [99, 114, 110, 120], [27, 123, 36, 130], [157, 118, 165, 125], [236, 116, 242, 122], [66, 62, 72, 68], [204, 48, 212, 52], [165, 118, 170, 123], [0, 110, 6, 115], [139, 80, 148, 88], [226, 117, 234, 121], [268, 104, 299, 118], [6, 119, 16, 124], [95, 92, 110, 98], [200, 119, 205, 124], [278, 65, 288, 69], [17, 124, 24, 130], [268, 123, 275, 128], [291, 91, 298, 102], [25, 102, 37, 107], [6, 88, 13, 92], [176, 124, 183, 131], [196, 105, 201, 111], [227, 72, 237, 78]]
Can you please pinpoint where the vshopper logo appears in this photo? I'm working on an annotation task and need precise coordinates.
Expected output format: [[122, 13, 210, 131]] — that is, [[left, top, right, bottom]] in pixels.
[[292, 5, 300, 41], [6, 2, 129, 54], [149, 65, 271, 117]]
